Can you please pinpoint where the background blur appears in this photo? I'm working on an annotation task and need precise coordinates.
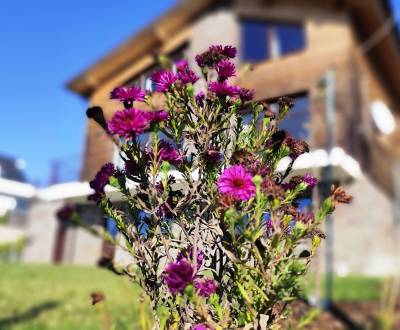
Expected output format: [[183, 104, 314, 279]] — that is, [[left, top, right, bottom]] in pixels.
[[1, 0, 400, 329]]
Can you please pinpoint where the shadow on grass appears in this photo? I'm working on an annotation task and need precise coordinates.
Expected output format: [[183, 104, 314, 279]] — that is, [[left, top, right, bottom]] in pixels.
[[0, 301, 59, 328]]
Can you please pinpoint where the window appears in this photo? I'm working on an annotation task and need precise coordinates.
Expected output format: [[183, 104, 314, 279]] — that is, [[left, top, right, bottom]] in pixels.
[[241, 18, 305, 62], [271, 94, 310, 139]]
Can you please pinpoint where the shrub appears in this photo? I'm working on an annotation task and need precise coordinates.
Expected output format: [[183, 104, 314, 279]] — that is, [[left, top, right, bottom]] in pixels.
[[76, 45, 351, 329]]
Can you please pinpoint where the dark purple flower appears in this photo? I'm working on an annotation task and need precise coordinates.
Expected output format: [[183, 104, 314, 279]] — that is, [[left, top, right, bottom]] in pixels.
[[215, 59, 236, 81], [209, 45, 237, 58], [177, 247, 205, 271], [238, 88, 254, 102], [208, 81, 240, 97], [164, 259, 195, 295], [205, 148, 222, 164], [108, 108, 152, 138], [195, 54, 204, 68], [150, 110, 169, 122], [177, 68, 199, 85], [110, 86, 146, 102], [195, 92, 205, 107], [89, 163, 115, 193], [151, 70, 177, 92], [303, 173, 317, 188], [151, 140, 182, 164], [222, 45, 237, 58], [56, 203, 76, 222], [194, 278, 217, 297]]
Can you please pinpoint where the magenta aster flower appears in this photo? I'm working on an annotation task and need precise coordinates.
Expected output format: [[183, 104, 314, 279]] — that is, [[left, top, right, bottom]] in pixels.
[[208, 81, 240, 97], [175, 59, 188, 71], [238, 88, 254, 102], [215, 59, 236, 81], [151, 70, 177, 92], [192, 325, 212, 330], [164, 259, 195, 295], [110, 86, 146, 103], [108, 108, 152, 138], [194, 278, 217, 297], [151, 140, 182, 164], [177, 68, 199, 85], [218, 165, 256, 201], [150, 110, 169, 122], [303, 173, 317, 188], [89, 163, 115, 193]]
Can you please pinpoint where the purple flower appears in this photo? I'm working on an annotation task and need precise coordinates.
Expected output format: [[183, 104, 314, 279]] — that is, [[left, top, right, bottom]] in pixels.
[[108, 108, 152, 138], [218, 165, 256, 201], [110, 86, 146, 102], [177, 68, 199, 85], [303, 173, 317, 188], [192, 323, 210, 330], [150, 110, 169, 122], [151, 140, 182, 164], [192, 325, 210, 330], [164, 259, 195, 295], [89, 163, 115, 193], [195, 54, 204, 68], [195, 92, 205, 107], [215, 59, 236, 81], [175, 59, 188, 71], [151, 70, 177, 92], [238, 88, 254, 102], [194, 278, 217, 297], [222, 45, 237, 58], [177, 247, 205, 270], [208, 81, 240, 97]]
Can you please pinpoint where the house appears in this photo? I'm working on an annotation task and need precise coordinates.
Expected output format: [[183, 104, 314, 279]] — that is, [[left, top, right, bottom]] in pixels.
[[65, 0, 400, 275]]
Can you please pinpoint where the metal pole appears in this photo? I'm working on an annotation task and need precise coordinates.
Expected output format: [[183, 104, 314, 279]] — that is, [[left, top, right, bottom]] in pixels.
[[323, 69, 335, 309]]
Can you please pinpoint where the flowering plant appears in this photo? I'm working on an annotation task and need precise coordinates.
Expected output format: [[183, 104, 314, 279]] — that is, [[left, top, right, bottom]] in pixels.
[[80, 45, 351, 329]]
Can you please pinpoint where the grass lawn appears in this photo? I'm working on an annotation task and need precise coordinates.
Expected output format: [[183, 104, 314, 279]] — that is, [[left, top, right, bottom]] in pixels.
[[0, 263, 145, 330], [0, 264, 384, 329]]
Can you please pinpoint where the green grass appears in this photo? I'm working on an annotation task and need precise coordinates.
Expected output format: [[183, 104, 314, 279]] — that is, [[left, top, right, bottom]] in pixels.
[[0, 264, 384, 329], [0, 263, 145, 330]]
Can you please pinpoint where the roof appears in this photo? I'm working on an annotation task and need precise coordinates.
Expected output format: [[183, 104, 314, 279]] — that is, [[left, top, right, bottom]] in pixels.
[[0, 155, 26, 182], [67, 0, 400, 101]]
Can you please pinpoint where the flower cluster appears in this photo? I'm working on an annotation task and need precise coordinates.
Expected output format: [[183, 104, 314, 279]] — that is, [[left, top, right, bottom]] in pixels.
[[82, 44, 350, 329]]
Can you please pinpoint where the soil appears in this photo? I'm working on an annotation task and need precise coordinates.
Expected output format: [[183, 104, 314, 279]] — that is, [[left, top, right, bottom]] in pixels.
[[284, 300, 400, 329]]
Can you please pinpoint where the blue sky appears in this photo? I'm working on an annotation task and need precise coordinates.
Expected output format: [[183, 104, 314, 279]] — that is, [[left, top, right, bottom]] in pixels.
[[0, 0, 398, 186], [0, 0, 176, 185]]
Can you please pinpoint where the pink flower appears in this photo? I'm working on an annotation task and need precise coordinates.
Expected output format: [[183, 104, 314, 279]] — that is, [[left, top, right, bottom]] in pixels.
[[194, 278, 217, 297], [108, 108, 152, 138], [218, 165, 256, 201], [151, 70, 177, 92], [110, 86, 146, 102], [164, 259, 195, 295], [215, 59, 236, 81], [208, 81, 240, 97]]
